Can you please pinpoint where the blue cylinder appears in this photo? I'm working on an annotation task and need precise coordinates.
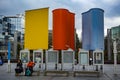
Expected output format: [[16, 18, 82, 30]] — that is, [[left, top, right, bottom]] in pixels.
[[82, 8, 104, 50]]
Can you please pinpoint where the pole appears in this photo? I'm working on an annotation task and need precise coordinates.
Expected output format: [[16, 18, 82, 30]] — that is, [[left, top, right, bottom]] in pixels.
[[113, 40, 117, 75], [14, 31, 17, 59], [107, 29, 112, 60], [8, 41, 11, 72]]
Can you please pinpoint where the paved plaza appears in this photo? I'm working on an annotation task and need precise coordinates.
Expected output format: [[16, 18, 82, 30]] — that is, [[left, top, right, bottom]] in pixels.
[[0, 63, 120, 80]]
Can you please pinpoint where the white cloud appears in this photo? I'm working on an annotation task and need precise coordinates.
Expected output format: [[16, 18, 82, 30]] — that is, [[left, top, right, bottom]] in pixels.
[[104, 17, 120, 28], [76, 29, 82, 40], [104, 17, 120, 36], [75, 15, 82, 39], [0, 0, 120, 39], [102, 0, 117, 4], [73, 1, 95, 11]]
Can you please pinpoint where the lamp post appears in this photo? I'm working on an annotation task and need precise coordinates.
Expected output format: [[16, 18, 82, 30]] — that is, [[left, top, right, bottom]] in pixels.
[[113, 40, 117, 75], [13, 31, 18, 59]]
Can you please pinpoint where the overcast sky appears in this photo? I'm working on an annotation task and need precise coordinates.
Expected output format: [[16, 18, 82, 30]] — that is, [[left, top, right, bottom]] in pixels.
[[0, 0, 120, 39]]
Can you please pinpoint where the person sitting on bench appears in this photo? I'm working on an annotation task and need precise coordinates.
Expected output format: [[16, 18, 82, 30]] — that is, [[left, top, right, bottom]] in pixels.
[[15, 59, 23, 76], [26, 60, 35, 74]]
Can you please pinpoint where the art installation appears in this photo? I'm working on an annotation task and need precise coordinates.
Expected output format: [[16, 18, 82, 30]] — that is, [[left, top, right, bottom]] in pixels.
[[25, 8, 49, 50], [52, 9, 75, 50], [82, 8, 104, 51]]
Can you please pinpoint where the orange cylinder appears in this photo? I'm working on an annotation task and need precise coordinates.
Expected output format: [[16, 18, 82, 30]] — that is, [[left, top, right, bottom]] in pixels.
[[69, 12, 75, 50], [52, 8, 75, 50], [52, 9, 69, 50]]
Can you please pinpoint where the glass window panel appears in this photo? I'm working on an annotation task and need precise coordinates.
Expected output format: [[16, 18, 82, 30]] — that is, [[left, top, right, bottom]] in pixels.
[[48, 51, 57, 63], [94, 52, 103, 64], [21, 52, 29, 63], [34, 52, 42, 63], [63, 51, 73, 63], [79, 52, 88, 65]]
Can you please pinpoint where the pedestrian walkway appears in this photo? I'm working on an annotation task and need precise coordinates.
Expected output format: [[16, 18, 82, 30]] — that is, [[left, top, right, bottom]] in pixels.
[[0, 63, 120, 80]]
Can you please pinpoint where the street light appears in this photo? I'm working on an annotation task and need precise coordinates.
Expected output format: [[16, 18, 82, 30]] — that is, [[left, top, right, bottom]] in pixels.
[[113, 39, 118, 75]]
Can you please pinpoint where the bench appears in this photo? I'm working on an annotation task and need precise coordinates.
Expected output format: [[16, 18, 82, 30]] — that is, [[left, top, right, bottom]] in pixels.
[[33, 70, 40, 76], [44, 70, 69, 76], [73, 71, 100, 77], [15, 70, 40, 76], [15, 71, 24, 76]]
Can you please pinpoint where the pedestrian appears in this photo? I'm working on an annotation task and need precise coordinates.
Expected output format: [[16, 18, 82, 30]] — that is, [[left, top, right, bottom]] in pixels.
[[25, 59, 35, 76], [15, 59, 23, 76]]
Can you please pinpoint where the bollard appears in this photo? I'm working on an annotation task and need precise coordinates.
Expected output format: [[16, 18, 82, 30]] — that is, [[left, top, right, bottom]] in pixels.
[[7, 60, 11, 72], [96, 65, 98, 71], [83, 65, 85, 70]]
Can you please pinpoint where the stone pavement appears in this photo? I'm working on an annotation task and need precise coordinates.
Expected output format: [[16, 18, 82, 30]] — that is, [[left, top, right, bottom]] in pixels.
[[0, 63, 120, 80]]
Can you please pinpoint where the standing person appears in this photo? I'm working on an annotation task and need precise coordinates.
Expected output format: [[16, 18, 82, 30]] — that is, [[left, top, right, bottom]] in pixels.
[[15, 59, 23, 76]]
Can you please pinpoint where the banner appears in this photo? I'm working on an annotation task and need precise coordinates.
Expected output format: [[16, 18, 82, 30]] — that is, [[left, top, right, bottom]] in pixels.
[[25, 8, 48, 50], [8, 41, 11, 60]]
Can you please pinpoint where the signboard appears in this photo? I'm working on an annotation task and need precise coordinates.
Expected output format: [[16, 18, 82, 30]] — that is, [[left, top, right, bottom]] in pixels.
[[25, 8, 48, 50], [46, 49, 58, 70], [48, 51, 58, 63], [61, 48, 74, 70], [79, 51, 89, 65], [63, 51, 74, 63], [93, 50, 104, 65], [20, 50, 30, 63], [33, 50, 43, 63], [46, 49, 58, 63]]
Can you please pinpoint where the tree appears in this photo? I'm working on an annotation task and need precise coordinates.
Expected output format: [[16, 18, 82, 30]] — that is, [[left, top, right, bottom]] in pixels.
[[75, 33, 81, 52], [75, 33, 81, 62]]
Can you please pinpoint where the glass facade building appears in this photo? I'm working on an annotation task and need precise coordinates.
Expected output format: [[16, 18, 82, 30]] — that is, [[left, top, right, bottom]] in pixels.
[[111, 26, 120, 40], [0, 15, 4, 41], [111, 25, 120, 51], [2, 15, 24, 38], [0, 14, 24, 59]]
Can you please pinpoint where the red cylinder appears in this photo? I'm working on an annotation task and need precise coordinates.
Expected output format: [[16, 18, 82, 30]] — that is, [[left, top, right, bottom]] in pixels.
[[52, 8, 75, 50], [52, 9, 69, 50]]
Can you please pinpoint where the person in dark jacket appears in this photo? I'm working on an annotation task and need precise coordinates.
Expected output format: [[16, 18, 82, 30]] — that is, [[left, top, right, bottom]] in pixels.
[[15, 59, 23, 75]]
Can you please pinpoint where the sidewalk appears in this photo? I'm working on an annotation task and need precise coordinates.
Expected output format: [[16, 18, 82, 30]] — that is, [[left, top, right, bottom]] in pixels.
[[0, 63, 120, 80]]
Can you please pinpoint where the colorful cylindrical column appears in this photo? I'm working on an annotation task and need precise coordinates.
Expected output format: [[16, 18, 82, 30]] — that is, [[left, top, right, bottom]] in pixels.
[[52, 8, 75, 50], [69, 12, 75, 50], [52, 9, 69, 50]]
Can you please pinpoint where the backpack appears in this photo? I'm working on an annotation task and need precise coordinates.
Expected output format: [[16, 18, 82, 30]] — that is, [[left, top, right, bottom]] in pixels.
[[25, 68, 31, 76]]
